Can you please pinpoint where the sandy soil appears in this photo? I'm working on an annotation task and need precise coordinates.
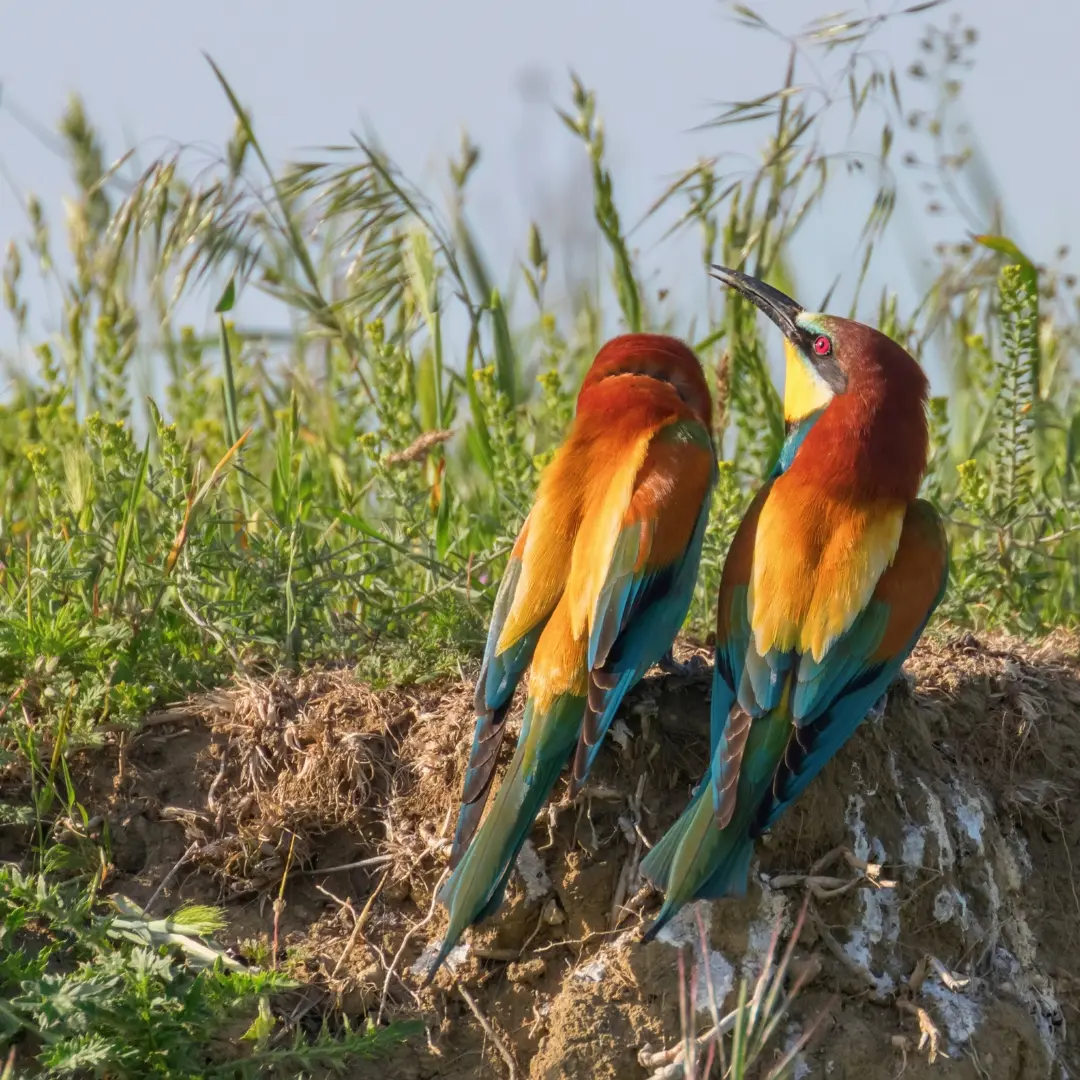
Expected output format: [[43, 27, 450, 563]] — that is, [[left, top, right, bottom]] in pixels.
[[6, 630, 1078, 1079]]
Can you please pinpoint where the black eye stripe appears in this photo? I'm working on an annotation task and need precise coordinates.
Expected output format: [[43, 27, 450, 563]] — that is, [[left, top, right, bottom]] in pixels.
[[793, 327, 846, 393]]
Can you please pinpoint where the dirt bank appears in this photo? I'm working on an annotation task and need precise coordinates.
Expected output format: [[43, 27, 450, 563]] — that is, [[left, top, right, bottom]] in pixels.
[[9, 631, 1079, 1078]]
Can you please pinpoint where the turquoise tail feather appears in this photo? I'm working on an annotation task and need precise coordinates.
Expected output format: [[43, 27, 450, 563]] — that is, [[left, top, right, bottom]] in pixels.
[[426, 695, 581, 985], [640, 773, 755, 942], [641, 700, 792, 942]]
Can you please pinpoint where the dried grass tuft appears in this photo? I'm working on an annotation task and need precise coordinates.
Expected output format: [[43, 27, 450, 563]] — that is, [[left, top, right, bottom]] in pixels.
[[900, 630, 1080, 828], [187, 666, 491, 897]]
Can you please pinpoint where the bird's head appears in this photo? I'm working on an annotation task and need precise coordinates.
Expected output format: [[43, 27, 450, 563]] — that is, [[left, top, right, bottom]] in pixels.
[[580, 333, 713, 428], [710, 266, 926, 426]]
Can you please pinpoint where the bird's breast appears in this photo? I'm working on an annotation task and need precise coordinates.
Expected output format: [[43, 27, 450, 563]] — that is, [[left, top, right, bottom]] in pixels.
[[749, 479, 906, 663]]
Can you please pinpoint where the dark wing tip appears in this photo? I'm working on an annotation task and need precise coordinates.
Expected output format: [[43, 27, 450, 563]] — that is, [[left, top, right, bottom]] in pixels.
[[568, 715, 595, 798], [448, 801, 484, 869], [451, 700, 515, 863], [573, 666, 620, 795], [713, 706, 753, 830]]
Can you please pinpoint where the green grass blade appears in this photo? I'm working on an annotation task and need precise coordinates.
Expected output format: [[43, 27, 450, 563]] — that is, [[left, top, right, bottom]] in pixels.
[[489, 288, 518, 406], [730, 978, 749, 1079], [220, 316, 241, 449], [111, 435, 150, 608]]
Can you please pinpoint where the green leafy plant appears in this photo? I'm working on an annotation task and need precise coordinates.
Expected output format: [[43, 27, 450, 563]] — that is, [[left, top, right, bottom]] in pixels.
[[0, 866, 419, 1078]]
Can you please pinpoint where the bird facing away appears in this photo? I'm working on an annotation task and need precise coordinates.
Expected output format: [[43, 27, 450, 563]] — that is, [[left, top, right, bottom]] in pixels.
[[428, 333, 717, 981], [640, 268, 948, 939]]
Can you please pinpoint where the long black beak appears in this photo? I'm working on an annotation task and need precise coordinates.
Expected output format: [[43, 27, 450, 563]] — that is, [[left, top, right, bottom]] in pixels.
[[709, 265, 805, 341]]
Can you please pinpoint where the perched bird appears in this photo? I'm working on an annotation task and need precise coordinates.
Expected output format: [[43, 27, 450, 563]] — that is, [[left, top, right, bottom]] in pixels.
[[427, 333, 717, 981], [640, 267, 948, 939]]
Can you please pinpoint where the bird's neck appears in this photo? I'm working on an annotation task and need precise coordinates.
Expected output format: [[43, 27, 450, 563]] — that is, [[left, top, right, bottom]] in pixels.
[[775, 410, 825, 476], [782, 380, 928, 502]]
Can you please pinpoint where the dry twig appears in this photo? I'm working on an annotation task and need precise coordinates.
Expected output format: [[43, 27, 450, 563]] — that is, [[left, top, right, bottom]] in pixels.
[[295, 854, 393, 877], [897, 1000, 946, 1064], [377, 867, 449, 1023], [330, 869, 389, 979], [458, 983, 518, 1079], [144, 841, 199, 914]]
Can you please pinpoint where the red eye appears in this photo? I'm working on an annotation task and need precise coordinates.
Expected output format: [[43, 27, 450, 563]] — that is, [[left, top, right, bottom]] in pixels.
[[813, 335, 832, 356]]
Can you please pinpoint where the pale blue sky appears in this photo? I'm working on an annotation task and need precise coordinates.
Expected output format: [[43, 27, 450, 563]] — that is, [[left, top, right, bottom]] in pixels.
[[1, 0, 1077, 391]]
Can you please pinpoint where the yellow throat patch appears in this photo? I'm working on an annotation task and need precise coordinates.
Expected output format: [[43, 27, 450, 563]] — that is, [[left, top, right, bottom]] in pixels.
[[783, 337, 834, 423]]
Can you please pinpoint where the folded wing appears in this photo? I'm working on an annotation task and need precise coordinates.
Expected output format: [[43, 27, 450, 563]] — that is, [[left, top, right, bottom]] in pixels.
[[570, 419, 717, 792]]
